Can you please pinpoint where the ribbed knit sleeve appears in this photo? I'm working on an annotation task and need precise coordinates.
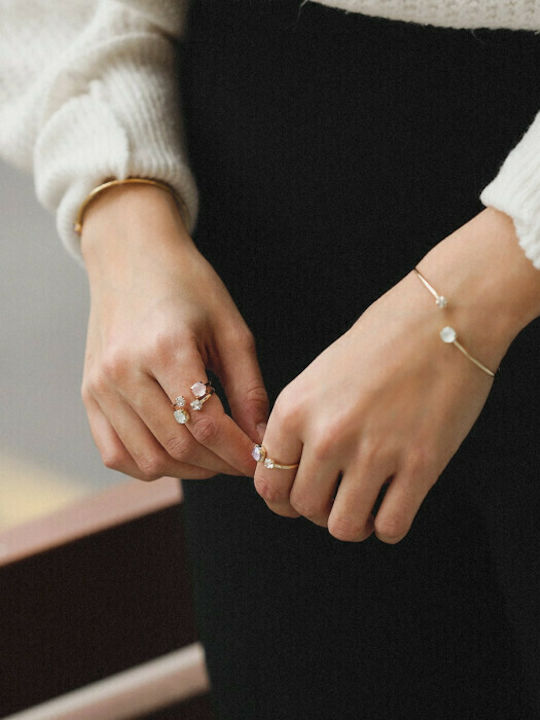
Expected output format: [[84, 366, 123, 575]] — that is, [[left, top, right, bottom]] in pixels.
[[480, 111, 540, 270], [0, 0, 198, 267]]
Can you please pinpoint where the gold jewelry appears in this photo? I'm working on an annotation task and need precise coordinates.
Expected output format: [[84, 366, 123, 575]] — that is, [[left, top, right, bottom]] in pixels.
[[74, 177, 190, 236], [252, 444, 299, 470], [412, 267, 448, 308], [172, 397, 190, 425], [413, 267, 496, 377], [173, 381, 215, 425]]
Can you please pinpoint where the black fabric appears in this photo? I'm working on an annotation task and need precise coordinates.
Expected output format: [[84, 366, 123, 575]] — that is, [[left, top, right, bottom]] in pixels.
[[176, 2, 540, 717]]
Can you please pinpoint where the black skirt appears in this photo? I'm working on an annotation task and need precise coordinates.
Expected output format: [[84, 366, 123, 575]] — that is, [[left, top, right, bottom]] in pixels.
[[176, 2, 540, 717]]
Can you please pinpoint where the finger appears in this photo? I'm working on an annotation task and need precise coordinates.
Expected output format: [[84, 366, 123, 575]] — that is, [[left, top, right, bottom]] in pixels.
[[91, 388, 216, 480], [188, 400, 260, 477], [215, 332, 269, 442], [150, 342, 259, 476], [144, 340, 256, 475], [373, 461, 436, 544], [253, 417, 303, 518], [121, 368, 242, 476], [84, 393, 213, 481], [287, 445, 342, 527], [327, 454, 396, 542]]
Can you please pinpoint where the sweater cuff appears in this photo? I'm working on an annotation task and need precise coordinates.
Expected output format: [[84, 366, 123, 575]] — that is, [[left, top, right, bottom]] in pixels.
[[34, 40, 198, 268], [480, 110, 540, 271]]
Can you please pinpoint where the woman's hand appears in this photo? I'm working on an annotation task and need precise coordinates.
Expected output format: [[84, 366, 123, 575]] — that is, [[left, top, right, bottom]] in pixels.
[[80, 183, 268, 481], [253, 207, 540, 543]]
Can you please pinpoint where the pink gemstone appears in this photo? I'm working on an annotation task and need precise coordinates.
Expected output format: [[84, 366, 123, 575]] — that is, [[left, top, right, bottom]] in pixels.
[[191, 381, 207, 398]]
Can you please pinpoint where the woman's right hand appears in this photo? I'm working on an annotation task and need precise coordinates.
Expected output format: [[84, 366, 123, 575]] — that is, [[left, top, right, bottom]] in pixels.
[[79, 183, 268, 482]]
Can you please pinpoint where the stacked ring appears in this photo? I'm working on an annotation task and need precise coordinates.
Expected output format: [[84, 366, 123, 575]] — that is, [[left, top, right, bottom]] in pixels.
[[252, 444, 299, 470], [173, 381, 215, 424]]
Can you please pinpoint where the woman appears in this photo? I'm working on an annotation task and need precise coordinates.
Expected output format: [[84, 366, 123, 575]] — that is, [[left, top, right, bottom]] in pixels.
[[1, 1, 540, 717]]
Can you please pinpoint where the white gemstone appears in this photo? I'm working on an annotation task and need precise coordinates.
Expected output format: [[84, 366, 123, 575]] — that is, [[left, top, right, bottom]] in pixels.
[[173, 408, 189, 424], [174, 396, 185, 407], [252, 444, 264, 462], [191, 381, 207, 398], [190, 398, 203, 411], [436, 295, 448, 308], [264, 458, 274, 469], [440, 326, 457, 343]]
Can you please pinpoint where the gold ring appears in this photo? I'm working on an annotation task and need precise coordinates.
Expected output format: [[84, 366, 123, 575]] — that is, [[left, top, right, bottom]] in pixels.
[[173, 381, 215, 424], [252, 444, 299, 470]]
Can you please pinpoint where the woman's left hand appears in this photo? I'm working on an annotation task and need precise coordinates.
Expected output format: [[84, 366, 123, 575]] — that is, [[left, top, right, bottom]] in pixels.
[[253, 207, 540, 544]]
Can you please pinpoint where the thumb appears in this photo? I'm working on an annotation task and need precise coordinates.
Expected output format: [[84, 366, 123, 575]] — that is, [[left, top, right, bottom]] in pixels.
[[216, 334, 269, 443]]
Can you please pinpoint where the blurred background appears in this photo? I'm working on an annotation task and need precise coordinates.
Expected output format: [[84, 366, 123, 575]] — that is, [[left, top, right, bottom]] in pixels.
[[0, 164, 210, 720], [0, 160, 123, 531]]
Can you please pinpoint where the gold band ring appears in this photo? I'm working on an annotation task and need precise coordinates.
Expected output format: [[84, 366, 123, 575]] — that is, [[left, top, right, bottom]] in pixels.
[[252, 444, 299, 470], [173, 381, 215, 424]]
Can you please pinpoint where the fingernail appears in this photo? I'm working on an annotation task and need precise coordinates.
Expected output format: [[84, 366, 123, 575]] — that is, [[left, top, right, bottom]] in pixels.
[[256, 423, 267, 442]]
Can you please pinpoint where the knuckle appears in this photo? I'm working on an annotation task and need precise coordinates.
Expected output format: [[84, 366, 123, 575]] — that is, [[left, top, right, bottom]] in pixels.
[[191, 415, 219, 445], [406, 445, 435, 476], [374, 514, 409, 542], [225, 325, 256, 352], [80, 382, 92, 404], [135, 453, 166, 480], [101, 449, 126, 470], [289, 492, 326, 520], [143, 328, 195, 366], [312, 433, 336, 464], [139, 472, 163, 483], [147, 331, 176, 361], [254, 476, 287, 503], [328, 515, 368, 542], [101, 349, 129, 383], [87, 370, 109, 395], [357, 437, 389, 468], [239, 328, 257, 352], [272, 387, 297, 426], [164, 433, 192, 461]]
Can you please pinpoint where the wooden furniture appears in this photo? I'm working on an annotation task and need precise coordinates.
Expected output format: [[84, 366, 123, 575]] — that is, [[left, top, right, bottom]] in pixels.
[[0, 477, 213, 720]]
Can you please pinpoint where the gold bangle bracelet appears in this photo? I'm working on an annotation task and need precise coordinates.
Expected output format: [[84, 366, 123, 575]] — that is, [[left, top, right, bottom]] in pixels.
[[413, 267, 497, 378], [73, 177, 191, 236]]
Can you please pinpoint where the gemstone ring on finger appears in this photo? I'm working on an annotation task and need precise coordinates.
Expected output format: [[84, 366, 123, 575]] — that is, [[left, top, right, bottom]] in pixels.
[[172, 381, 216, 425], [252, 444, 299, 470]]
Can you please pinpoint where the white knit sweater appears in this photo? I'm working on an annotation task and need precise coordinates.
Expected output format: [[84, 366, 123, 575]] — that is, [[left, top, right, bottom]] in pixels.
[[1, 0, 540, 270]]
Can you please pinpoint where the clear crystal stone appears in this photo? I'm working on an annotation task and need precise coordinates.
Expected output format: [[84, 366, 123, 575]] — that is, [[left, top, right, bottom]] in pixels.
[[191, 381, 207, 398], [174, 396, 185, 407], [190, 399, 203, 411], [440, 326, 457, 343], [173, 408, 189, 424], [264, 458, 274, 469], [252, 444, 264, 462], [436, 295, 448, 308]]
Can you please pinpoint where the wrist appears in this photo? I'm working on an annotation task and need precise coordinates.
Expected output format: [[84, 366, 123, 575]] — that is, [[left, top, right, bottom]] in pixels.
[[80, 183, 193, 270], [415, 207, 540, 366]]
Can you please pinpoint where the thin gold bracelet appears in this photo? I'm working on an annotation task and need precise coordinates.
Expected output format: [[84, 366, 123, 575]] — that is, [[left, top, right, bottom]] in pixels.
[[73, 177, 191, 236], [413, 267, 496, 378]]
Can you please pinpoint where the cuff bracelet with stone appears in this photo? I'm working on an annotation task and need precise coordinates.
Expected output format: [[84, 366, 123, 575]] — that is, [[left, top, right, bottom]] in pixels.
[[173, 381, 215, 424], [413, 267, 496, 377], [252, 444, 299, 470]]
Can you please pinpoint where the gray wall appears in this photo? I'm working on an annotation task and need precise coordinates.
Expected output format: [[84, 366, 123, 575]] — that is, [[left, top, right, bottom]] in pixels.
[[1, 161, 120, 517]]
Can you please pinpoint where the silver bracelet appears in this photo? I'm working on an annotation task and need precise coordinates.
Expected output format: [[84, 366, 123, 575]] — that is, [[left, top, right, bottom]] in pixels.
[[413, 267, 496, 378]]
